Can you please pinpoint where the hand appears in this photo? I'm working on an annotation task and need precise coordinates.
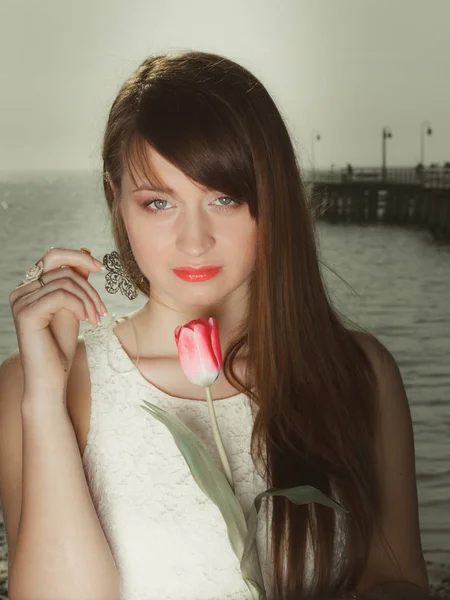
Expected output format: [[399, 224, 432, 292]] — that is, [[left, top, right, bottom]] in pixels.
[[9, 247, 107, 401]]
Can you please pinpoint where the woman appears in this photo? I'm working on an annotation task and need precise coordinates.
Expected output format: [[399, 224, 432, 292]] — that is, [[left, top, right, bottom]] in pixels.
[[1, 51, 429, 600]]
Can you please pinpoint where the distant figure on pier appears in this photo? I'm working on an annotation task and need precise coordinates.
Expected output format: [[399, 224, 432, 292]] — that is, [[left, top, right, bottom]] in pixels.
[[415, 162, 424, 184], [342, 163, 353, 182]]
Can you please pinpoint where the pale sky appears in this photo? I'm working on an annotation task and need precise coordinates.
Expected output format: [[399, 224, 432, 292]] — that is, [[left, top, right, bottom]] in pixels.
[[0, 0, 449, 171]]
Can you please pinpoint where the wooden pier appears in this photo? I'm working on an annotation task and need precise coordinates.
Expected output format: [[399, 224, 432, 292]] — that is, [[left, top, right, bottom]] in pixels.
[[307, 167, 450, 242]]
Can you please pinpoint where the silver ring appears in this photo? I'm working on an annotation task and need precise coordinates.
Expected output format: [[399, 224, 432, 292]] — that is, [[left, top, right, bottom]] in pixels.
[[38, 277, 45, 287], [20, 259, 44, 286]]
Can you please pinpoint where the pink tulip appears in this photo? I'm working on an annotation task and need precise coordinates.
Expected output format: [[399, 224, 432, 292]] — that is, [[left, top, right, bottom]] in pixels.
[[175, 317, 234, 490], [174, 317, 223, 387]]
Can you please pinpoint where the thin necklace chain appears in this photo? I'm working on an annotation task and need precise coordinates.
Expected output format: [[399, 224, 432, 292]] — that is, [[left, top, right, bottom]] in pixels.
[[105, 313, 141, 374]]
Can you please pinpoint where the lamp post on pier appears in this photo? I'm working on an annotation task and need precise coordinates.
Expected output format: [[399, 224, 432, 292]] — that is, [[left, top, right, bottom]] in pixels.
[[420, 121, 433, 165], [311, 130, 321, 181], [382, 126, 393, 181]]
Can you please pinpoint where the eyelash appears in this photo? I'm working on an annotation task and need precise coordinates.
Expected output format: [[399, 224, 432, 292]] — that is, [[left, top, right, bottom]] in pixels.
[[142, 197, 241, 214]]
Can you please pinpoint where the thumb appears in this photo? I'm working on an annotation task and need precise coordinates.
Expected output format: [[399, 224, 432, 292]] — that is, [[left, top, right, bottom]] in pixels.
[[48, 247, 97, 367]]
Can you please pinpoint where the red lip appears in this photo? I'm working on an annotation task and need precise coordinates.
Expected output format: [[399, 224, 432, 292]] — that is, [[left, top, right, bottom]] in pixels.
[[172, 266, 222, 282], [173, 266, 220, 274]]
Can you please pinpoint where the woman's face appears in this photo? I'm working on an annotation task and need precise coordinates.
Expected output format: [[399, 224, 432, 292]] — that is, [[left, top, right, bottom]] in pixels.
[[115, 145, 258, 310]]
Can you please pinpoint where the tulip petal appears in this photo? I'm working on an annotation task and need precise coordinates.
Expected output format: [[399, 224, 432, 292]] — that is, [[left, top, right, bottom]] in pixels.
[[209, 317, 223, 371], [193, 320, 220, 372], [177, 327, 209, 385], [176, 322, 220, 386], [174, 318, 223, 387]]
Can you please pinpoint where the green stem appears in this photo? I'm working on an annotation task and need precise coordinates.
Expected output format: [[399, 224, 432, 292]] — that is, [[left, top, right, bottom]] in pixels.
[[205, 385, 235, 492]]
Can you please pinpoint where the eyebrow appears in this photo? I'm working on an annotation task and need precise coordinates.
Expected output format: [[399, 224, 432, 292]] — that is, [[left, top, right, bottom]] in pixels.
[[132, 183, 176, 194]]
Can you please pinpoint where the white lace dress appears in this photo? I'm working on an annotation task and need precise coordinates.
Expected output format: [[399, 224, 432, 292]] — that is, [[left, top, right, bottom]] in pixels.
[[81, 317, 345, 600]]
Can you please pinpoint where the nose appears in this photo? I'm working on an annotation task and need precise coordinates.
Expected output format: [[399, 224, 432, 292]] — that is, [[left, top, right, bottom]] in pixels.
[[175, 211, 215, 257]]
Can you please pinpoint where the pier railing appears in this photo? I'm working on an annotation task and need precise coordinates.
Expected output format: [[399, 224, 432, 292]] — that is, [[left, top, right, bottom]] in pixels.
[[305, 166, 450, 188], [306, 166, 450, 241]]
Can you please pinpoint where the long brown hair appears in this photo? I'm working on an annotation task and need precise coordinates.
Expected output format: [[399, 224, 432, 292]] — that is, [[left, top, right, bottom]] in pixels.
[[101, 50, 387, 599]]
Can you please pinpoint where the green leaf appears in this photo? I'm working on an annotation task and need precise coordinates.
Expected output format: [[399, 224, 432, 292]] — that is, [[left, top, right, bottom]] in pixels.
[[241, 486, 348, 579], [140, 401, 348, 600], [140, 401, 263, 597]]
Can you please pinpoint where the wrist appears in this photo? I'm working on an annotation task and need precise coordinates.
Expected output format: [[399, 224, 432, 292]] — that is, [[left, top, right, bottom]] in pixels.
[[21, 393, 67, 417]]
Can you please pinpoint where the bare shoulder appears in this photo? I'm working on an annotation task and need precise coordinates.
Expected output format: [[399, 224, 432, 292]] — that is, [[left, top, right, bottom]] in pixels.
[[349, 328, 412, 429], [0, 349, 25, 405], [0, 348, 22, 378], [0, 351, 25, 570], [349, 328, 396, 373], [66, 337, 92, 458]]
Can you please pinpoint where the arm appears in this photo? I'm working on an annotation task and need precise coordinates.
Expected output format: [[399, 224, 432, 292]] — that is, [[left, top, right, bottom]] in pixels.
[[348, 332, 430, 600], [0, 354, 120, 600]]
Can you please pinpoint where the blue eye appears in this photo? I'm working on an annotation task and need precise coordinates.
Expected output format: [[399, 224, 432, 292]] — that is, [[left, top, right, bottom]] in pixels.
[[143, 199, 169, 212], [142, 197, 241, 214]]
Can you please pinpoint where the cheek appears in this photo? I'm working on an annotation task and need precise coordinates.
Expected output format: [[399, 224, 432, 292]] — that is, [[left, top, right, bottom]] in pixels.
[[227, 224, 258, 265], [133, 234, 167, 260], [126, 227, 162, 265]]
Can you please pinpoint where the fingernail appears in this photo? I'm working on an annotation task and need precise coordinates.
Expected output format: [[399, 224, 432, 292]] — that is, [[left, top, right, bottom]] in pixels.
[[93, 258, 104, 267]]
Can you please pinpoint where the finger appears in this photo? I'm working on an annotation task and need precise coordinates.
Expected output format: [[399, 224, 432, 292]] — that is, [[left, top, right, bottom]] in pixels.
[[10, 247, 104, 303], [52, 267, 107, 317], [14, 277, 101, 327], [76, 247, 95, 280], [10, 265, 107, 317], [17, 287, 87, 331], [42, 248, 104, 363], [47, 266, 106, 315], [17, 291, 90, 391], [43, 246, 104, 275], [59, 248, 107, 316]]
